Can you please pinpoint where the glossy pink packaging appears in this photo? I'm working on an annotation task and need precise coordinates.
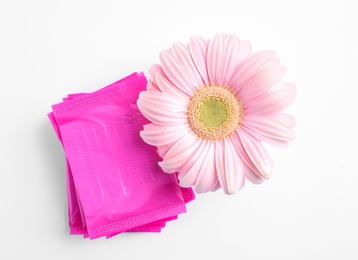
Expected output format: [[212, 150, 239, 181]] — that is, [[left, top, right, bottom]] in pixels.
[[49, 72, 194, 239], [49, 73, 182, 235]]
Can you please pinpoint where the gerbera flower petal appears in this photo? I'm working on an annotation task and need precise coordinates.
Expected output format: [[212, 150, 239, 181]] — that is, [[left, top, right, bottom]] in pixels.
[[243, 165, 266, 184], [221, 34, 240, 85], [146, 82, 159, 92], [216, 139, 245, 195], [244, 115, 295, 142], [242, 125, 291, 148], [193, 142, 219, 193], [178, 140, 210, 187], [188, 35, 209, 83], [245, 114, 296, 148], [159, 133, 202, 173], [237, 40, 252, 62], [162, 133, 198, 160], [210, 181, 221, 192], [229, 50, 276, 93], [149, 64, 165, 81], [171, 42, 204, 87], [140, 123, 189, 147], [160, 49, 196, 96], [244, 82, 297, 116], [207, 33, 226, 84], [207, 33, 241, 85], [155, 72, 188, 100], [239, 62, 287, 101], [139, 91, 187, 112], [156, 142, 176, 159], [232, 131, 273, 179], [148, 64, 164, 91], [137, 99, 187, 126], [275, 113, 296, 128]]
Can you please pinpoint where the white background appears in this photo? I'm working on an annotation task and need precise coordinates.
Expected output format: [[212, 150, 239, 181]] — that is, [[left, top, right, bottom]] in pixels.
[[1, 0, 357, 259]]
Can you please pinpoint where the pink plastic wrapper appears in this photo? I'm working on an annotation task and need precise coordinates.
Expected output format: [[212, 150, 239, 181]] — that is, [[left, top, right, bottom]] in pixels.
[[49, 74, 166, 235], [49, 105, 194, 236], [49, 72, 194, 239], [49, 73, 191, 236]]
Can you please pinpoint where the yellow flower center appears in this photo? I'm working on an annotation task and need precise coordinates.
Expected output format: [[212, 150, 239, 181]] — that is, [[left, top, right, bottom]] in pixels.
[[187, 86, 242, 141], [201, 98, 228, 127]]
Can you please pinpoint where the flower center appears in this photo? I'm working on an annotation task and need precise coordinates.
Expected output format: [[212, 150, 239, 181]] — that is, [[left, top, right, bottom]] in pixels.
[[187, 86, 242, 141], [201, 98, 228, 127]]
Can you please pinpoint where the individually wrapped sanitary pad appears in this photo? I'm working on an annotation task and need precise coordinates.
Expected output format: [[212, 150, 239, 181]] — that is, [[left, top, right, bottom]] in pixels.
[[48, 72, 195, 239]]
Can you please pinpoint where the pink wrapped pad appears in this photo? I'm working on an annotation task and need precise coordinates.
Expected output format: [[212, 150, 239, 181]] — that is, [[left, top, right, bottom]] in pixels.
[[49, 73, 183, 235], [50, 72, 190, 239], [49, 74, 195, 237]]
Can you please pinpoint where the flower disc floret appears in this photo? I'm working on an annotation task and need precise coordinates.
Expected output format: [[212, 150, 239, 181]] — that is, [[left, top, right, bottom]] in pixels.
[[187, 86, 242, 141]]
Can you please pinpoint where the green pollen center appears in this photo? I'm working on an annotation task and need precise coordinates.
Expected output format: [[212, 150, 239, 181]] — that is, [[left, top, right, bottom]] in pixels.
[[187, 86, 242, 141], [200, 98, 228, 127]]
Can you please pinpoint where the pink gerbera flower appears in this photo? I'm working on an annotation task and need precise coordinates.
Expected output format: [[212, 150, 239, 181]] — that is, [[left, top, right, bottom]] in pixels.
[[137, 33, 296, 194]]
